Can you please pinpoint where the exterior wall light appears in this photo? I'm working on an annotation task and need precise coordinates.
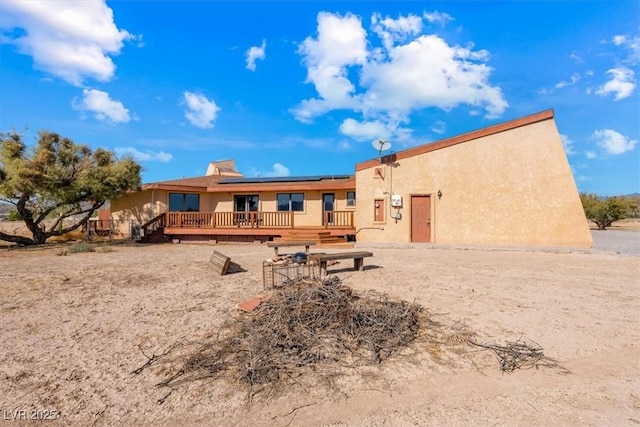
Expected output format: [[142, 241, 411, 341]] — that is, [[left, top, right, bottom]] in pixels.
[[437, 190, 442, 200]]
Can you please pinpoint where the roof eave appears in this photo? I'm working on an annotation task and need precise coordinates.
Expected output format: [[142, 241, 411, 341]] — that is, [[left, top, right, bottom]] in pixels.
[[141, 183, 208, 192], [206, 177, 355, 192]]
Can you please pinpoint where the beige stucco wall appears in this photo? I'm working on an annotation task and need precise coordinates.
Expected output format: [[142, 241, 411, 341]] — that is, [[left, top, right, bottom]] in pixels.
[[355, 118, 592, 248], [110, 190, 167, 236]]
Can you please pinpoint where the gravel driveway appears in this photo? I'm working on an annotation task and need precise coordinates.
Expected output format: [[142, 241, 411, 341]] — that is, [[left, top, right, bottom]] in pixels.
[[591, 230, 640, 256]]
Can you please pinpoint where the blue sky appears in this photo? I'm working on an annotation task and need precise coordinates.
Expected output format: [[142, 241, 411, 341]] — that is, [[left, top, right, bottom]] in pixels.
[[1, 1, 638, 196]]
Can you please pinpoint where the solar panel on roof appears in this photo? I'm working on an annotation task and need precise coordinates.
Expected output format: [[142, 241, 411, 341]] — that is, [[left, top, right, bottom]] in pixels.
[[218, 175, 352, 184]]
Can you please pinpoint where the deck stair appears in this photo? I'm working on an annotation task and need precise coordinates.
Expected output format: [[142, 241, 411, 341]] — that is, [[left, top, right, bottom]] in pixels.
[[274, 230, 354, 248], [138, 213, 167, 243]]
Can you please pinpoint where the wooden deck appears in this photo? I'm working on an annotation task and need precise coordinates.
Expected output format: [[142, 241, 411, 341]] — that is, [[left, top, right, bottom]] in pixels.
[[143, 211, 356, 243]]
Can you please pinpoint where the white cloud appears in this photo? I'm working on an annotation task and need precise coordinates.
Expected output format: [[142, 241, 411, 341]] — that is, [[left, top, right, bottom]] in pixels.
[[430, 120, 447, 135], [371, 12, 423, 51], [245, 39, 266, 71], [569, 51, 582, 63], [586, 151, 597, 159], [560, 134, 576, 156], [555, 73, 581, 89], [360, 34, 505, 116], [626, 35, 640, 64], [114, 147, 172, 162], [265, 163, 290, 177], [0, 0, 134, 85], [294, 12, 368, 122], [613, 35, 626, 46], [592, 129, 638, 155], [423, 11, 454, 26], [339, 117, 414, 143], [182, 91, 221, 129], [250, 163, 290, 177], [596, 67, 635, 100], [293, 12, 507, 140], [340, 118, 392, 141], [72, 88, 131, 124], [613, 34, 640, 65]]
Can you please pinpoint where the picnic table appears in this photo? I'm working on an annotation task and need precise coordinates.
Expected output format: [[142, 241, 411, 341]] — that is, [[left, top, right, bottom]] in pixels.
[[266, 241, 316, 257]]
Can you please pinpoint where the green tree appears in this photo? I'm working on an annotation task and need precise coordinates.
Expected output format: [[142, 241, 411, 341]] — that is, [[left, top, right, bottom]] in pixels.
[[0, 131, 141, 245], [622, 195, 640, 218], [579, 193, 627, 230]]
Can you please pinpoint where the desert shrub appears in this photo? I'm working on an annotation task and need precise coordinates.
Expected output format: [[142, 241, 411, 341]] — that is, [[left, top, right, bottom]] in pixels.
[[67, 241, 96, 253], [7, 209, 22, 221], [623, 195, 640, 218]]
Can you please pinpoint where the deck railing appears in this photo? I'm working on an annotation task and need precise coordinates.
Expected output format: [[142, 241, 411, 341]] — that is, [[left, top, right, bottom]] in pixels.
[[165, 211, 354, 229], [166, 212, 214, 228], [323, 210, 354, 227]]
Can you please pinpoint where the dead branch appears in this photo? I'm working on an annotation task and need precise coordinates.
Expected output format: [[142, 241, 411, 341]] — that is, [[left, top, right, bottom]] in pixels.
[[271, 402, 318, 420], [132, 345, 175, 375], [467, 339, 545, 372]]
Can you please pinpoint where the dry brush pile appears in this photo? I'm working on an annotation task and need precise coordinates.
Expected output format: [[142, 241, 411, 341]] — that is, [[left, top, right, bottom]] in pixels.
[[134, 277, 554, 401], [141, 277, 424, 395]]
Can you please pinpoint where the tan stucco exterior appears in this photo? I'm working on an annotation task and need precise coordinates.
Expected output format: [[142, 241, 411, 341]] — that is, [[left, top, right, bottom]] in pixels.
[[355, 111, 592, 248], [110, 189, 166, 236], [110, 187, 356, 234]]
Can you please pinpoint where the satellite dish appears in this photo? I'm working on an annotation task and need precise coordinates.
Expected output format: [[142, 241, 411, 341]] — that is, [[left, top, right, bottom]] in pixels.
[[371, 139, 392, 159]]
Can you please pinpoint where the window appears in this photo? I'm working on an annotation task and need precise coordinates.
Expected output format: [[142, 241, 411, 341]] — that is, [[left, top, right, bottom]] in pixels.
[[234, 195, 259, 212], [346, 191, 356, 207], [277, 193, 304, 212], [374, 198, 385, 222], [169, 193, 200, 212]]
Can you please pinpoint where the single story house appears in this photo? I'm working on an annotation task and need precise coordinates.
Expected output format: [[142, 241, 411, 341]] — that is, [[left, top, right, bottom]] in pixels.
[[110, 159, 357, 243], [110, 109, 592, 248]]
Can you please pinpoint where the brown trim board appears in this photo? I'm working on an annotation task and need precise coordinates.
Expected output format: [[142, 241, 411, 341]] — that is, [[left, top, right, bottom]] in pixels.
[[355, 109, 554, 172]]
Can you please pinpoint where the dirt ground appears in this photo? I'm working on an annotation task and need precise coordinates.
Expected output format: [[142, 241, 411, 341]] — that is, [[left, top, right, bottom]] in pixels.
[[0, 239, 639, 426]]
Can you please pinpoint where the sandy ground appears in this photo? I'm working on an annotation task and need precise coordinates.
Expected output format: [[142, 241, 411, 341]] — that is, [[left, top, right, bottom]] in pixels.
[[0, 239, 639, 426]]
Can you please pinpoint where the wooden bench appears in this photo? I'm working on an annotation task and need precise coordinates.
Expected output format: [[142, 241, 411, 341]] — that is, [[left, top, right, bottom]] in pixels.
[[209, 250, 231, 275], [266, 241, 316, 257], [308, 251, 373, 276]]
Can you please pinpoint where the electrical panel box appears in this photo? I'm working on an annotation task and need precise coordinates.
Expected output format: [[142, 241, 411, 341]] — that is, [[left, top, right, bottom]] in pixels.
[[391, 194, 403, 207]]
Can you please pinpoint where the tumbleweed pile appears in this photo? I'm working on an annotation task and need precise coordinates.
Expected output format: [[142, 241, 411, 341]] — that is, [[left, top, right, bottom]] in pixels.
[[155, 277, 424, 391]]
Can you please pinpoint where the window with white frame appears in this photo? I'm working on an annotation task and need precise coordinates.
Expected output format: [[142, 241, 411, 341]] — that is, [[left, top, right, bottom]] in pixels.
[[346, 191, 356, 207]]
